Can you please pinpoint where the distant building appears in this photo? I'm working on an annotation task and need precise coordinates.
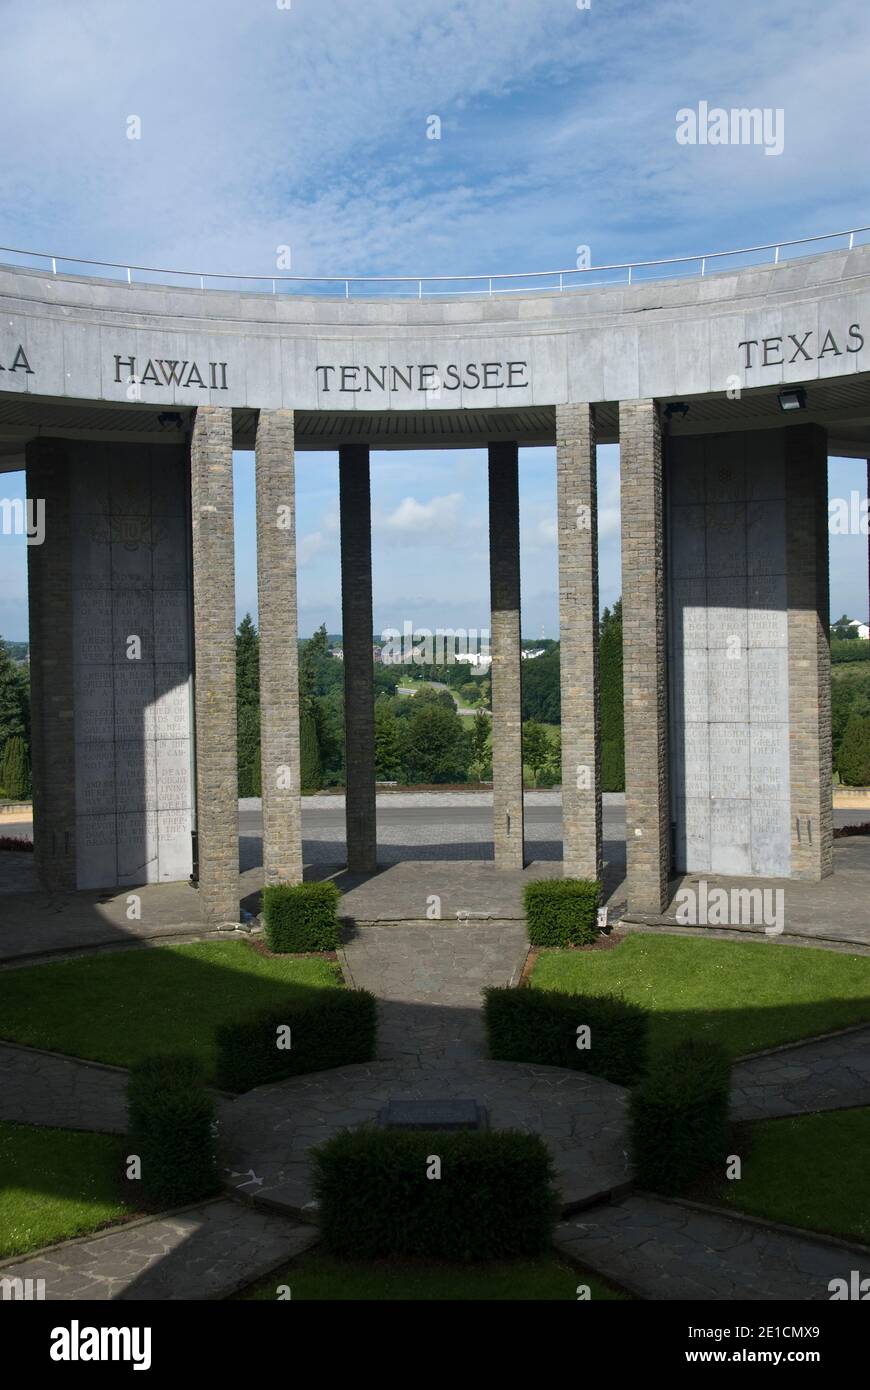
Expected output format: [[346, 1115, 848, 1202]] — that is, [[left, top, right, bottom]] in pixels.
[[848, 620, 870, 641], [331, 647, 344, 660], [521, 647, 546, 660], [454, 651, 492, 668]]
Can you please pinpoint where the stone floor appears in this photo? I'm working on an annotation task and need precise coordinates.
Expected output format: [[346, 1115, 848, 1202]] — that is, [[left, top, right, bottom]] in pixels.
[[0, 1042, 128, 1133], [731, 1025, 870, 1121], [555, 1196, 870, 1301], [220, 1055, 633, 1217], [0, 1199, 316, 1301]]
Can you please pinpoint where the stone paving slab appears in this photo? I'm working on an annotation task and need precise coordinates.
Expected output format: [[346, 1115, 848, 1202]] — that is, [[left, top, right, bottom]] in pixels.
[[0, 1199, 317, 1301], [555, 1196, 870, 1301], [731, 1026, 870, 1121], [0, 1042, 128, 1133], [220, 1057, 631, 1217]]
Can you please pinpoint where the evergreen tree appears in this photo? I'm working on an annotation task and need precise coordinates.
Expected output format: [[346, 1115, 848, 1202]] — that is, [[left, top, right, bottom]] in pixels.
[[522, 720, 551, 786], [300, 706, 323, 791], [374, 700, 402, 780], [469, 710, 491, 780], [235, 616, 260, 796], [837, 712, 870, 786], [600, 601, 625, 792], [0, 735, 29, 799], [0, 638, 29, 747], [402, 703, 469, 784]]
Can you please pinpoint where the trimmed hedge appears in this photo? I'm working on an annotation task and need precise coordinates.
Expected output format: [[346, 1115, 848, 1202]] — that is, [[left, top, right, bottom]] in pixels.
[[629, 1039, 731, 1195], [214, 987, 377, 1092], [262, 880, 341, 952], [523, 878, 601, 946], [484, 986, 647, 1085], [127, 1055, 218, 1206], [313, 1127, 559, 1260]]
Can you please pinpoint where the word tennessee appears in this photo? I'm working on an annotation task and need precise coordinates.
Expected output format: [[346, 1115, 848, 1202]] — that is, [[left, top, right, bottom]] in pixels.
[[315, 361, 529, 393]]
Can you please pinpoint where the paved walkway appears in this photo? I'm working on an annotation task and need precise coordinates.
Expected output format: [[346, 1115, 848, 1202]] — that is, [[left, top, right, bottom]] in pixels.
[[731, 1026, 870, 1121], [0, 1199, 316, 1301], [556, 1196, 870, 1301], [0, 1042, 128, 1133]]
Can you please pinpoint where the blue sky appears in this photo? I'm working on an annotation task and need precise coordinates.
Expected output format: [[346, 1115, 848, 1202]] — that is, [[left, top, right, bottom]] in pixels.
[[1, 0, 869, 639]]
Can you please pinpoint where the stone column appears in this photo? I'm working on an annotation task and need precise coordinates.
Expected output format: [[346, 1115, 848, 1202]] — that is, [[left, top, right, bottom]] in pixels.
[[339, 445, 376, 872], [619, 399, 670, 913], [488, 441, 525, 869], [556, 404, 602, 880], [190, 407, 239, 924], [26, 439, 76, 890], [256, 409, 302, 886], [786, 424, 832, 879]]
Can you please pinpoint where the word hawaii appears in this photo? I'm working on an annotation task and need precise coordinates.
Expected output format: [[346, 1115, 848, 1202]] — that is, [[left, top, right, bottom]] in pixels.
[[113, 354, 229, 389]]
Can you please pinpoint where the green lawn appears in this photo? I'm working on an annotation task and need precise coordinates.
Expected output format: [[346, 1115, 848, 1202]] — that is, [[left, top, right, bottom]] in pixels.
[[0, 1121, 139, 1259], [0, 942, 343, 1080], [238, 1251, 628, 1300], [691, 1108, 870, 1246], [529, 934, 870, 1060]]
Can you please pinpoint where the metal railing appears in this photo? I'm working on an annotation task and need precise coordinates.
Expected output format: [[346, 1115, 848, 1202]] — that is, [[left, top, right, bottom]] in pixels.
[[1, 224, 868, 300]]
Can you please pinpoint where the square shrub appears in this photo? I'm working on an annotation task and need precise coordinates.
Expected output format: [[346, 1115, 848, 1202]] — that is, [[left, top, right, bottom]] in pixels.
[[262, 881, 341, 953], [523, 878, 601, 946], [313, 1127, 559, 1260], [629, 1039, 732, 1195], [214, 987, 377, 1092], [484, 986, 647, 1085], [127, 1055, 219, 1207]]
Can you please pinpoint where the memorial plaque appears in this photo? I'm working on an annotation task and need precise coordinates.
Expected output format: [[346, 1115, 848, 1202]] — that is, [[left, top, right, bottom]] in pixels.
[[378, 1099, 487, 1131], [74, 666, 114, 742], [73, 590, 112, 664], [745, 438, 785, 501], [669, 504, 706, 580], [154, 668, 191, 739], [704, 439, 745, 503], [668, 440, 706, 504], [153, 590, 190, 663], [751, 801, 791, 877], [75, 743, 116, 816], [749, 648, 789, 724], [674, 795, 711, 872], [706, 576, 747, 649], [705, 503, 746, 578], [709, 724, 750, 799], [70, 457, 110, 514], [117, 810, 159, 884], [710, 798, 752, 875], [151, 456, 186, 516], [76, 813, 117, 889], [151, 516, 188, 589], [111, 459, 151, 515], [156, 738, 192, 809], [671, 579, 706, 648], [746, 499, 786, 576], [72, 514, 112, 588], [158, 809, 193, 881], [114, 740, 157, 813], [112, 589, 154, 663], [110, 517, 153, 588], [708, 650, 749, 723], [677, 648, 708, 723], [672, 725, 709, 799], [750, 726, 790, 800], [748, 575, 788, 648], [113, 664, 156, 740]]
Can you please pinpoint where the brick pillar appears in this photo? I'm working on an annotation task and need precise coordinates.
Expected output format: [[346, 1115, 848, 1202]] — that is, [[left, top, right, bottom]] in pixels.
[[339, 445, 376, 872], [488, 441, 525, 869], [26, 439, 76, 890], [256, 409, 302, 885], [620, 399, 670, 913], [190, 407, 239, 924], [786, 424, 832, 879], [556, 404, 602, 880]]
